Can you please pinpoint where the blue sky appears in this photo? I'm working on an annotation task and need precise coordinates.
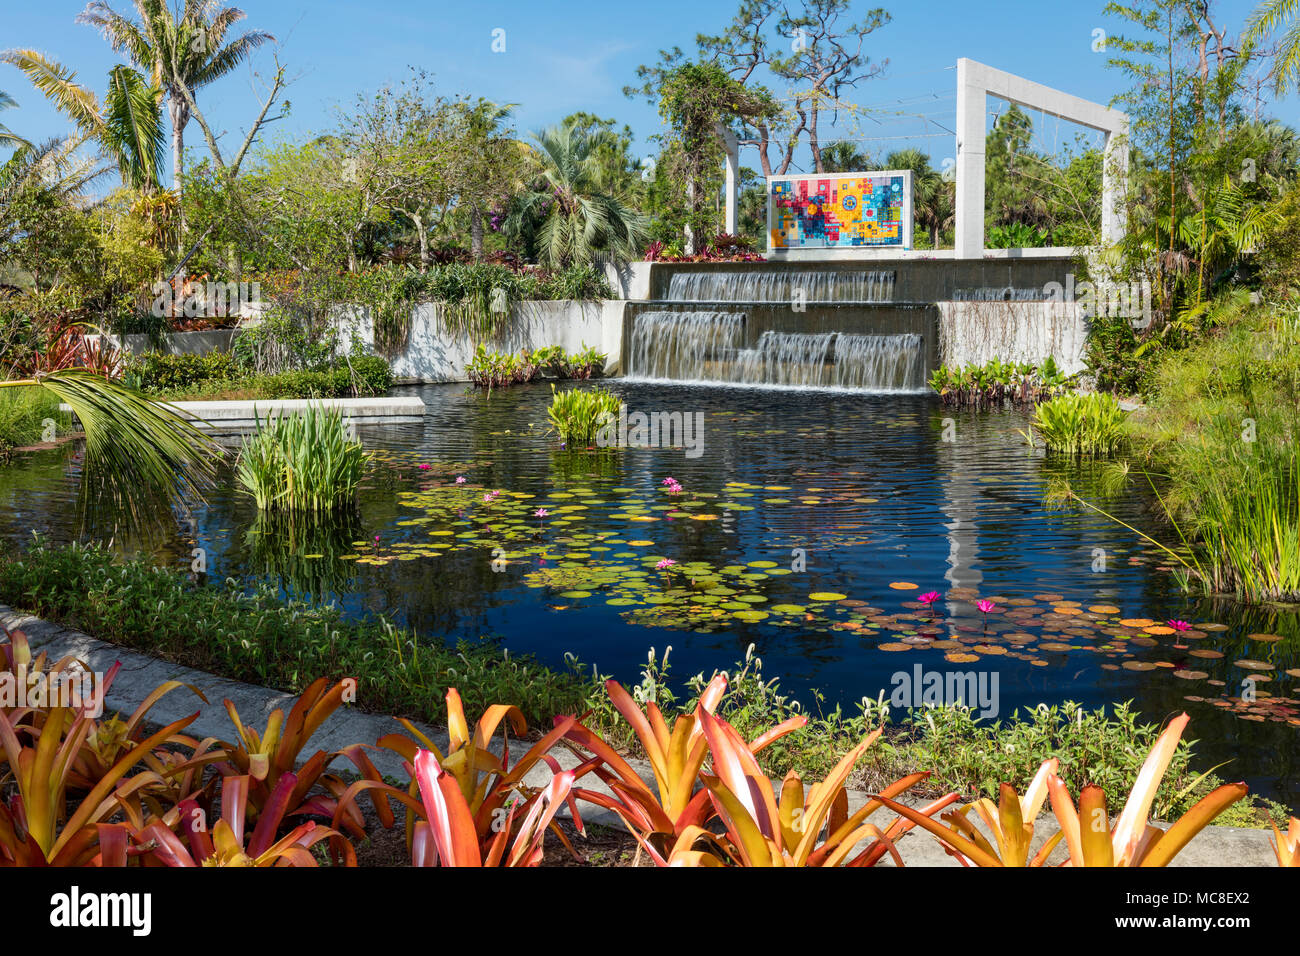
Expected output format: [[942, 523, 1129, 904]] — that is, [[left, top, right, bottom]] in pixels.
[[3, 0, 1294, 186]]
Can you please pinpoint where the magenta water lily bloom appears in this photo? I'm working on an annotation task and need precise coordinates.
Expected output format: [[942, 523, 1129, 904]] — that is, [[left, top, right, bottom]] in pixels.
[[919, 591, 940, 605], [534, 508, 549, 518], [455, 476, 466, 484], [656, 558, 676, 570], [976, 599, 996, 614], [1168, 619, 1190, 630]]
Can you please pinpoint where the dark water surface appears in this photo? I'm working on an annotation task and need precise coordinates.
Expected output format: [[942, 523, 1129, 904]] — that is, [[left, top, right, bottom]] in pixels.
[[1, 381, 1296, 807]]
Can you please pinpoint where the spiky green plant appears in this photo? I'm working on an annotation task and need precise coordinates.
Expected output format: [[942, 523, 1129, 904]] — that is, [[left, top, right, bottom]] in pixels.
[[1022, 393, 1127, 456], [236, 404, 369, 512], [0, 369, 220, 523], [546, 385, 620, 447]]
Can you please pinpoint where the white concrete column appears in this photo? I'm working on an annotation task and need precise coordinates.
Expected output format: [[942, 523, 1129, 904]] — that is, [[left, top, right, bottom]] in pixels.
[[1101, 121, 1129, 246], [717, 124, 740, 236], [954, 59, 986, 260]]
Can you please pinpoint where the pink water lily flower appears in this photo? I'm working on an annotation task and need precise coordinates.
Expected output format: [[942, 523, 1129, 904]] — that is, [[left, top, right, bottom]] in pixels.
[[455, 476, 467, 484], [417, 463, 431, 471], [656, 558, 676, 570], [976, 600, 996, 614], [919, 592, 941, 605], [534, 508, 550, 518], [661, 477, 677, 485], [1168, 619, 1190, 631]]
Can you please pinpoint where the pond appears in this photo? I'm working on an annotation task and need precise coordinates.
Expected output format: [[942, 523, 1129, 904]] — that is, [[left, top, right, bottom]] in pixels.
[[1, 380, 1297, 807]]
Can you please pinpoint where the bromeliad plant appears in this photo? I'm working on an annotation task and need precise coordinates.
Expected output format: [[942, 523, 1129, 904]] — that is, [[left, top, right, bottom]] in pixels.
[[138, 772, 346, 867], [675, 708, 960, 867], [0, 701, 199, 866], [1271, 817, 1299, 867], [337, 687, 584, 863], [407, 749, 575, 867], [879, 713, 1247, 867], [560, 675, 808, 865], [877, 758, 1064, 867], [212, 677, 390, 841]]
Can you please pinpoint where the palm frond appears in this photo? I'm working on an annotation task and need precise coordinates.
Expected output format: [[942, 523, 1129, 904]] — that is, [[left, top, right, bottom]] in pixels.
[[0, 50, 105, 138], [0, 370, 222, 527], [103, 64, 164, 190]]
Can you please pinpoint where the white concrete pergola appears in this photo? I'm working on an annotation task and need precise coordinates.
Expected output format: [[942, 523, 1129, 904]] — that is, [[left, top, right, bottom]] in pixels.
[[954, 58, 1129, 259], [719, 58, 1130, 259]]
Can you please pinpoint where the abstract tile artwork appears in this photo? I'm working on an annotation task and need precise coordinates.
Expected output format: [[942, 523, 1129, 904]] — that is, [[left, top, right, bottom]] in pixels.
[[768, 172, 910, 250]]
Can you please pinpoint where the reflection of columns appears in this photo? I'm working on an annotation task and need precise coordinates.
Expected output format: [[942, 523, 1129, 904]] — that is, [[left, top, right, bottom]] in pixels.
[[716, 124, 739, 236], [938, 413, 983, 611]]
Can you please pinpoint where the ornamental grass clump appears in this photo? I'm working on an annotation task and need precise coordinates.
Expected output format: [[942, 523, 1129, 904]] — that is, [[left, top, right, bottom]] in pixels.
[[236, 404, 369, 512]]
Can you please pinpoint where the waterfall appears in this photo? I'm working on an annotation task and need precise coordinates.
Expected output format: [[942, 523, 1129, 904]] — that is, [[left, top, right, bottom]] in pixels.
[[665, 270, 896, 303], [623, 311, 745, 381], [625, 311, 926, 391], [951, 287, 1048, 302], [832, 333, 926, 390]]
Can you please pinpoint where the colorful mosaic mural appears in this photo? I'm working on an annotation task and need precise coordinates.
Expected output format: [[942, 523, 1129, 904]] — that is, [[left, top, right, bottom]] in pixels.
[[768, 172, 910, 250]]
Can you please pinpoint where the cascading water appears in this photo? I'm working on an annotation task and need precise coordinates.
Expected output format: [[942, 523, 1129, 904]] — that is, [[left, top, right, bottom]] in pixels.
[[623, 311, 744, 381], [625, 311, 926, 391], [951, 286, 1048, 302], [665, 270, 896, 303]]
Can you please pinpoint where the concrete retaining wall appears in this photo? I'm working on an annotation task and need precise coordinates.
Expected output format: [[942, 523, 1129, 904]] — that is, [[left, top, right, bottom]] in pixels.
[[338, 299, 626, 383], [937, 300, 1089, 373], [93, 329, 241, 356]]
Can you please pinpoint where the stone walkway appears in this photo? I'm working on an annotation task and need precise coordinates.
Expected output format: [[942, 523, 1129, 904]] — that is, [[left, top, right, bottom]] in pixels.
[[0, 604, 1281, 866]]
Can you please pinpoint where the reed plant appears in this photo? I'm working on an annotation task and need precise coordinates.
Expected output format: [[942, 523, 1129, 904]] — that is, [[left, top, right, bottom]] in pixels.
[[236, 404, 369, 512]]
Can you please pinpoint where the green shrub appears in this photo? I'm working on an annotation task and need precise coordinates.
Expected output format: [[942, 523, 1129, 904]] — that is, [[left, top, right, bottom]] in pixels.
[[465, 345, 538, 389], [341, 353, 395, 395], [123, 351, 239, 393], [1023, 392, 1127, 455], [236, 405, 370, 512]]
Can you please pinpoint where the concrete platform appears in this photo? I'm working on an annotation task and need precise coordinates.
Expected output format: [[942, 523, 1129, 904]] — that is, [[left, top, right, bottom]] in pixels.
[[62, 396, 426, 434], [0, 604, 1281, 866]]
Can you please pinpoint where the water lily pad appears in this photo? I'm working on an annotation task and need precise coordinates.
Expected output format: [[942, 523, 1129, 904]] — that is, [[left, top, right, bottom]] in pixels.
[[808, 592, 847, 602]]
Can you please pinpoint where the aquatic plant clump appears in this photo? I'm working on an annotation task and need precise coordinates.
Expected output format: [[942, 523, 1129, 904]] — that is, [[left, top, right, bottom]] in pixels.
[[546, 384, 621, 446], [1023, 392, 1127, 456], [236, 404, 370, 512]]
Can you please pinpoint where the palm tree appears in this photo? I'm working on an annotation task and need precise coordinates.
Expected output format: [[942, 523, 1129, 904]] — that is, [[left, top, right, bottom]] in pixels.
[[513, 121, 648, 269], [78, 0, 273, 250], [885, 148, 950, 248], [2, 50, 165, 192], [0, 91, 31, 151], [820, 140, 874, 172], [1246, 0, 1300, 93]]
